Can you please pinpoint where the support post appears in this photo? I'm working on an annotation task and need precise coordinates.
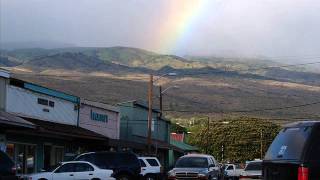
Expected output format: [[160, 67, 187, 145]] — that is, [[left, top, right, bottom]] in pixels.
[[147, 74, 153, 154]]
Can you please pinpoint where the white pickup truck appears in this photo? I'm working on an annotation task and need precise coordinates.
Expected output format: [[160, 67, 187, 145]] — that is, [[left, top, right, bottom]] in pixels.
[[223, 164, 244, 180]]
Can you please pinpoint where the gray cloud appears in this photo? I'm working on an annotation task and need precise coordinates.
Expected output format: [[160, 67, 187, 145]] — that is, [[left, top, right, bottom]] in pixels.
[[1, 0, 320, 59]]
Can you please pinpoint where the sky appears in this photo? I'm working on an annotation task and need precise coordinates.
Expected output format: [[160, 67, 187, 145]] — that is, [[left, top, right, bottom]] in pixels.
[[1, 0, 320, 58]]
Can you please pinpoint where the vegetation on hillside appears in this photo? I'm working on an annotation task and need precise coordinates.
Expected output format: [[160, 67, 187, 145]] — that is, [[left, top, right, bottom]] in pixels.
[[186, 117, 281, 162]]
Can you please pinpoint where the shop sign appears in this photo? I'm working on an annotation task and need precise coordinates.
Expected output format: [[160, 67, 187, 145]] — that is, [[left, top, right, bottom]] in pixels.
[[90, 110, 108, 123]]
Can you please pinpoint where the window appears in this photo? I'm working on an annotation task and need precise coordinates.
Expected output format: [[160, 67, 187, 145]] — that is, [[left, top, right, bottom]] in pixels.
[[146, 159, 159, 166], [74, 163, 94, 172], [38, 98, 55, 108], [139, 159, 146, 167], [175, 157, 208, 168], [227, 165, 234, 170], [55, 163, 74, 173], [38, 98, 48, 106], [49, 101, 55, 107], [245, 162, 262, 171], [265, 126, 312, 161]]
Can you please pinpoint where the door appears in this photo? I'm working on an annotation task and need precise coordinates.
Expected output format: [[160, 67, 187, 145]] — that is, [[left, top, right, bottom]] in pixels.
[[73, 163, 95, 180], [52, 163, 75, 180]]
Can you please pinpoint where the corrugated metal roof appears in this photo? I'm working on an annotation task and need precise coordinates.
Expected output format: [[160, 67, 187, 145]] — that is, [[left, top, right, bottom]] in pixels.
[[170, 139, 198, 152], [81, 99, 119, 112], [0, 111, 35, 129]]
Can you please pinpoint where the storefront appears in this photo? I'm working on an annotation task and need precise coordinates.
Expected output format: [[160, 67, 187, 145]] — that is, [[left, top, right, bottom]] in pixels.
[[79, 99, 120, 140]]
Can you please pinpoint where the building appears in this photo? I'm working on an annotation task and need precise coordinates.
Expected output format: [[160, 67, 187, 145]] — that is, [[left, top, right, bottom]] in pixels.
[[118, 100, 171, 169], [79, 99, 120, 140], [0, 72, 109, 175]]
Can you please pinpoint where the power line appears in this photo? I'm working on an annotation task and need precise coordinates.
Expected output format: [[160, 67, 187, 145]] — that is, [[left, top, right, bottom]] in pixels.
[[163, 100, 320, 114]]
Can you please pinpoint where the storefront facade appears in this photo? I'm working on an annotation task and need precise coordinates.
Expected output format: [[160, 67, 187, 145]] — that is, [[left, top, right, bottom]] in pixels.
[[0, 76, 108, 175], [79, 99, 120, 139]]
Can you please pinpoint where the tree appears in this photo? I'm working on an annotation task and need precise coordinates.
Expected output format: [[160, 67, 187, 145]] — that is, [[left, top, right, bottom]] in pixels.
[[187, 117, 281, 162]]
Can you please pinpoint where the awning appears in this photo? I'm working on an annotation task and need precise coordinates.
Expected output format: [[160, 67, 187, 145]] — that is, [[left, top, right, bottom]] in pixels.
[[170, 140, 199, 152], [0, 111, 35, 129], [24, 118, 107, 140]]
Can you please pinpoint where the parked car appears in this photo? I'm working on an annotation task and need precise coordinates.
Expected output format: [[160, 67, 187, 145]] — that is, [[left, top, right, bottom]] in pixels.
[[239, 160, 262, 180], [27, 161, 114, 180], [0, 150, 18, 180], [167, 154, 221, 180], [263, 121, 320, 180], [74, 151, 141, 180], [138, 157, 162, 180], [223, 164, 243, 180]]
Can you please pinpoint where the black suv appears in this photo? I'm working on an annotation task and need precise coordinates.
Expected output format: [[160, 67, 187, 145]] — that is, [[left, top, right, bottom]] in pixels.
[[263, 121, 320, 180], [74, 151, 141, 180], [0, 150, 17, 180]]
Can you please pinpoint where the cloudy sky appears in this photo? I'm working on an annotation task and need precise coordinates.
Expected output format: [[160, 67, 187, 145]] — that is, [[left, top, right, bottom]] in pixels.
[[1, 0, 320, 58]]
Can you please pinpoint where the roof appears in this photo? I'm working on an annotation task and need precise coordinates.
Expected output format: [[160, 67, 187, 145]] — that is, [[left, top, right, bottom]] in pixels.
[[25, 118, 107, 140], [0, 111, 35, 129], [181, 154, 212, 158], [81, 99, 119, 112], [0, 69, 10, 78], [284, 121, 320, 128], [10, 78, 79, 103], [170, 140, 199, 152], [118, 100, 161, 113]]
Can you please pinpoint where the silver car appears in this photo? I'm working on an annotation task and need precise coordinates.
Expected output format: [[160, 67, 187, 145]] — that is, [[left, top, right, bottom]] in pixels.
[[168, 154, 221, 180]]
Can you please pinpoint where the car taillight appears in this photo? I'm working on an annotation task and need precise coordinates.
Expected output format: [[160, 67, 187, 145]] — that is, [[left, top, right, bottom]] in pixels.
[[11, 166, 16, 174], [298, 166, 309, 180]]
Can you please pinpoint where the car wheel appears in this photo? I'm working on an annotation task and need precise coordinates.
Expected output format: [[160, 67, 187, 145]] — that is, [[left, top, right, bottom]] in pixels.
[[145, 174, 156, 180], [117, 174, 131, 180]]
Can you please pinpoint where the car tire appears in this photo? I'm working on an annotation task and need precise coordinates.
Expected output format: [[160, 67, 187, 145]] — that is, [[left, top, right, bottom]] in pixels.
[[145, 174, 157, 180], [116, 174, 131, 180]]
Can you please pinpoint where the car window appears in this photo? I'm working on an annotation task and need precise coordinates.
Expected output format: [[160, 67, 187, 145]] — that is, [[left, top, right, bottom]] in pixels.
[[139, 159, 147, 167], [146, 159, 159, 167], [74, 163, 94, 172], [175, 157, 208, 168], [94, 154, 113, 169], [0, 150, 14, 170], [265, 126, 312, 161], [245, 162, 262, 171], [227, 165, 234, 170], [118, 153, 139, 167], [55, 163, 74, 173]]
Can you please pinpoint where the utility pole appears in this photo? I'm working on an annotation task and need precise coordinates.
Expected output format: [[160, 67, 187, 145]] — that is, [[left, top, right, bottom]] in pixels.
[[206, 116, 210, 154], [260, 129, 263, 159], [159, 86, 163, 118], [147, 74, 153, 154]]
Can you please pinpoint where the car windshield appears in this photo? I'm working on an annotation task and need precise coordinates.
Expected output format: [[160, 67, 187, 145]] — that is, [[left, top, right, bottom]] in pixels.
[[265, 126, 312, 161], [175, 157, 208, 168], [245, 162, 262, 171]]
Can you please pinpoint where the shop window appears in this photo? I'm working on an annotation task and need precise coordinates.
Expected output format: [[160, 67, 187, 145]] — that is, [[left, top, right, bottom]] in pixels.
[[7, 143, 37, 175]]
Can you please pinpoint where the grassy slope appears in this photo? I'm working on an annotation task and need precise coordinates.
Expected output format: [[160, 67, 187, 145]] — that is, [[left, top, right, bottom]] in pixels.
[[13, 72, 320, 121]]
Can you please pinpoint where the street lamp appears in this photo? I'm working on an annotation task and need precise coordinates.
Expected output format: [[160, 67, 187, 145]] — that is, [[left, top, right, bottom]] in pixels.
[[159, 85, 179, 118], [147, 72, 177, 154]]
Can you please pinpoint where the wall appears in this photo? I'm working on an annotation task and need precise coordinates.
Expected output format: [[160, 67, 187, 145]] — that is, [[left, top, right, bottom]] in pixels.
[[6, 85, 78, 125], [0, 78, 7, 110], [79, 103, 120, 139], [119, 102, 170, 143]]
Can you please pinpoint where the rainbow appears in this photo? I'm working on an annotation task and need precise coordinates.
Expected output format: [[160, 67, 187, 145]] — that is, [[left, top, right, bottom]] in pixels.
[[152, 0, 211, 54]]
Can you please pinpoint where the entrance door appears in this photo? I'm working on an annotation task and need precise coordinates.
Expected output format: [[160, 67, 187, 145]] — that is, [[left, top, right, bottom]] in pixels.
[[44, 145, 51, 170], [11, 143, 36, 175]]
